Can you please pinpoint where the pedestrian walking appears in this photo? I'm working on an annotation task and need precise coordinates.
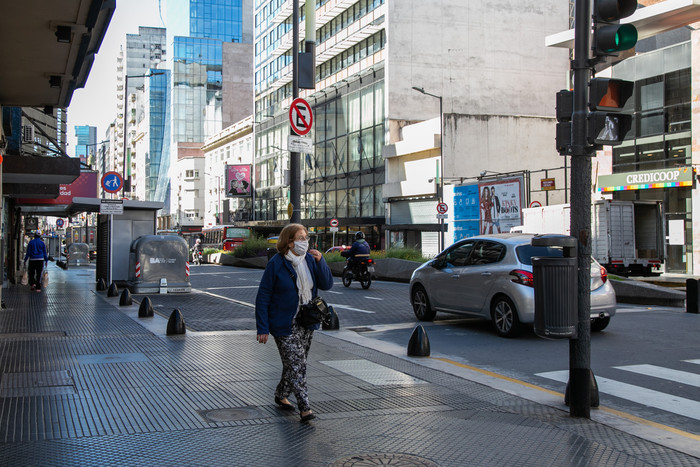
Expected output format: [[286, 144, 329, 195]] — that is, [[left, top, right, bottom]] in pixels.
[[255, 223, 333, 422], [24, 232, 48, 292]]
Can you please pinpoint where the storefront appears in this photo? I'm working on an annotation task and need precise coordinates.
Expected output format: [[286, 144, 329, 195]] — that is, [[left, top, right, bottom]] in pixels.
[[597, 166, 695, 274]]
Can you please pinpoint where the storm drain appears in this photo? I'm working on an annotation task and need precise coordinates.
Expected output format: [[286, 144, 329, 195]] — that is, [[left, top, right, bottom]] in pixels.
[[198, 406, 266, 423], [0, 370, 76, 397], [330, 453, 439, 466], [320, 360, 427, 386]]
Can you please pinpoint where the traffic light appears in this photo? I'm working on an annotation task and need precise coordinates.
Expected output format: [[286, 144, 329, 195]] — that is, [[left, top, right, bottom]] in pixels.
[[592, 0, 638, 57], [556, 90, 573, 155], [587, 78, 634, 146]]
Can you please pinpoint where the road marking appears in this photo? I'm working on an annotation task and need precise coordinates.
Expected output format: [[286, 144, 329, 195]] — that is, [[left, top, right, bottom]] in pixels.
[[329, 303, 375, 314], [615, 364, 700, 387], [194, 289, 254, 308], [536, 370, 700, 421], [685, 360, 700, 365], [201, 286, 259, 290], [326, 290, 344, 295], [364, 297, 383, 301]]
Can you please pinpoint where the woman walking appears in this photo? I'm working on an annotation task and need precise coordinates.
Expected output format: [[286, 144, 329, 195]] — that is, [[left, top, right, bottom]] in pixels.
[[255, 223, 333, 422]]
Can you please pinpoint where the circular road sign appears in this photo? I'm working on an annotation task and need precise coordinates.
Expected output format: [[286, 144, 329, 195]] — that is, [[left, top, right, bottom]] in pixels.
[[330, 218, 339, 227], [289, 98, 313, 136], [56, 219, 64, 228], [101, 171, 124, 193], [437, 202, 448, 214], [529, 200, 542, 208]]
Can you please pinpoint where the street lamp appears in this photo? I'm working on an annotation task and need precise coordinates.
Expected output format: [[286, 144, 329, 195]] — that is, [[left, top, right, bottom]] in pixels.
[[412, 86, 444, 251], [123, 71, 165, 193]]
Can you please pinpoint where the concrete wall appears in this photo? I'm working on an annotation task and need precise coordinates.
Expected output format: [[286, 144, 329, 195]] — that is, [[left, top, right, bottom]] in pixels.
[[222, 43, 254, 129]]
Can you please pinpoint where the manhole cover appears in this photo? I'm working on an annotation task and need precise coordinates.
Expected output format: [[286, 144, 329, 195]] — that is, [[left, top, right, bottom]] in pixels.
[[330, 453, 438, 466], [199, 407, 265, 422]]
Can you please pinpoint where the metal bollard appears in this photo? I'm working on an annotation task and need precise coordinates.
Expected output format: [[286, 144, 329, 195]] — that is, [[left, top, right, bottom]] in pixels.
[[686, 279, 699, 314]]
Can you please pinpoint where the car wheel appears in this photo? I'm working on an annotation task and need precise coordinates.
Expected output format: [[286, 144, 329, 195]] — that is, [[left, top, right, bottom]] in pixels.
[[342, 268, 352, 287], [491, 296, 520, 338], [591, 316, 610, 332], [412, 285, 436, 321]]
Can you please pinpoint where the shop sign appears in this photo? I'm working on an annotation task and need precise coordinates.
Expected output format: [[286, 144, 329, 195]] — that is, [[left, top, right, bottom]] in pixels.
[[597, 166, 694, 192], [541, 178, 556, 191]]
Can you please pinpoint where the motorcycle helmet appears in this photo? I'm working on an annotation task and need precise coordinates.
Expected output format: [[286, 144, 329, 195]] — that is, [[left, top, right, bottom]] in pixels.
[[355, 231, 365, 240]]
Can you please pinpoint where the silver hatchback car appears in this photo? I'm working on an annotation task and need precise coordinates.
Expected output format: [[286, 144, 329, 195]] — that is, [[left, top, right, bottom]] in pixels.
[[409, 233, 616, 338]]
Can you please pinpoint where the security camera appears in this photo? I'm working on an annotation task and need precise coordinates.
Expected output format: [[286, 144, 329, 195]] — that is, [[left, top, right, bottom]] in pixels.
[[480, 170, 487, 177]]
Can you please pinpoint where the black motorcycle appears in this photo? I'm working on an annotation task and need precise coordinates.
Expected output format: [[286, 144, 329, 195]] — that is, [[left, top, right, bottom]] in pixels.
[[341, 256, 374, 289]]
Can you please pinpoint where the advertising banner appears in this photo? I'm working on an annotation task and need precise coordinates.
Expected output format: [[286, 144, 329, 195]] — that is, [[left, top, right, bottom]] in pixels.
[[17, 171, 98, 205], [225, 164, 252, 197]]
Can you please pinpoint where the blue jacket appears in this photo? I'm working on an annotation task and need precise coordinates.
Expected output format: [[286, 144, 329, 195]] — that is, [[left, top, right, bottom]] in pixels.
[[24, 238, 48, 262], [342, 239, 370, 259], [256, 252, 334, 336]]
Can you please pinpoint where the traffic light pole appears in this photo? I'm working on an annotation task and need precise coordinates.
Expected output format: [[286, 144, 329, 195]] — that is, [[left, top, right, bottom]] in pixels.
[[569, 0, 593, 418]]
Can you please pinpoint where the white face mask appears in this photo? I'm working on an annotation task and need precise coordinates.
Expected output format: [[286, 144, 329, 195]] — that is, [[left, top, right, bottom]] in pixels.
[[292, 239, 309, 256]]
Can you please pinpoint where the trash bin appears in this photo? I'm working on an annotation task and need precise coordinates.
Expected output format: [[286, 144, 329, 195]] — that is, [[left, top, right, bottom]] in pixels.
[[532, 235, 578, 339], [67, 243, 90, 267], [127, 235, 192, 293], [687, 278, 699, 314]]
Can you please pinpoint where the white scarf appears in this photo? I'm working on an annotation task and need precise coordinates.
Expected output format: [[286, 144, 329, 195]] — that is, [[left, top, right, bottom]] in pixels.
[[285, 250, 313, 306]]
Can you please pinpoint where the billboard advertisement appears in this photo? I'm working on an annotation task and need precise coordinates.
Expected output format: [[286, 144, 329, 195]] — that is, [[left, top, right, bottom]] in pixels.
[[225, 164, 252, 197], [17, 171, 98, 205], [452, 176, 524, 242]]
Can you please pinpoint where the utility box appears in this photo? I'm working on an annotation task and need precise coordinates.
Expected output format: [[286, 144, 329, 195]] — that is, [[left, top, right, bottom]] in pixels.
[[532, 235, 578, 339], [127, 235, 191, 294], [67, 243, 90, 267]]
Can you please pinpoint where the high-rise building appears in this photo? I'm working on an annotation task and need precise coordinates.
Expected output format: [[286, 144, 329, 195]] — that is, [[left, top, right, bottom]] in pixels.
[[252, 0, 569, 254], [74, 125, 97, 166], [166, 0, 248, 230]]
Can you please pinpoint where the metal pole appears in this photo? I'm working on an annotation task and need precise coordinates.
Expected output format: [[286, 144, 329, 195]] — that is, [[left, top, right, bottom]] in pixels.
[[290, 0, 301, 224], [123, 75, 129, 193], [439, 95, 444, 251], [569, 0, 593, 419]]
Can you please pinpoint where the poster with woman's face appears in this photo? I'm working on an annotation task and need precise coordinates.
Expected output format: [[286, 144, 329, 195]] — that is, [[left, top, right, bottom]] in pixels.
[[478, 179, 522, 234], [226, 164, 252, 197]]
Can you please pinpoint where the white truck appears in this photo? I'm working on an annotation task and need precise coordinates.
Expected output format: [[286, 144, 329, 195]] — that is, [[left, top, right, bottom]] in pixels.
[[519, 200, 664, 276]]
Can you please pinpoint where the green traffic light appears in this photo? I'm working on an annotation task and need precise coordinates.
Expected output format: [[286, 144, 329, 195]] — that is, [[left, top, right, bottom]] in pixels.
[[597, 23, 638, 54], [614, 24, 637, 51]]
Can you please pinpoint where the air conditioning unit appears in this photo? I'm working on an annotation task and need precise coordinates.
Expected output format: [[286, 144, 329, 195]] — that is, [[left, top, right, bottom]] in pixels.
[[22, 125, 34, 143]]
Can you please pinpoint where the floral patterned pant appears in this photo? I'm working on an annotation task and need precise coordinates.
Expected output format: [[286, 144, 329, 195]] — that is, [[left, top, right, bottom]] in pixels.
[[273, 321, 314, 412]]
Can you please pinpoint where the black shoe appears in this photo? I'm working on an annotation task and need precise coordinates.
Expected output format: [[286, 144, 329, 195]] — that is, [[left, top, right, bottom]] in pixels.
[[275, 397, 295, 411], [300, 412, 316, 423]]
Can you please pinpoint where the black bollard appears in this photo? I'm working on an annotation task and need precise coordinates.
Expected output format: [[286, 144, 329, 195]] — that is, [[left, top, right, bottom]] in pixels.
[[107, 282, 119, 297], [564, 369, 599, 408], [322, 306, 340, 330], [96, 278, 107, 291], [138, 297, 154, 318], [407, 325, 430, 357], [686, 279, 699, 313], [119, 288, 133, 306], [167, 308, 186, 335]]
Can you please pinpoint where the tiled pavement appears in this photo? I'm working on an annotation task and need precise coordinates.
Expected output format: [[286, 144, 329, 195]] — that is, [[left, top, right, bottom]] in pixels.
[[0, 265, 698, 466]]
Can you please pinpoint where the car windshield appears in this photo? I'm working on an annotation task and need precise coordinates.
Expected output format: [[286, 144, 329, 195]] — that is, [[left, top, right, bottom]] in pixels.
[[515, 245, 563, 265]]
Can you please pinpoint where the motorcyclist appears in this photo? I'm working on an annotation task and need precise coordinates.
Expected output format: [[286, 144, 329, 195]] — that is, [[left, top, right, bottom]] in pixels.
[[194, 238, 203, 252], [341, 231, 370, 268]]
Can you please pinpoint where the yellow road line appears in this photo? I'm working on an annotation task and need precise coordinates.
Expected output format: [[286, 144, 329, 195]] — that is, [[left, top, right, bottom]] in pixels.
[[432, 356, 700, 442]]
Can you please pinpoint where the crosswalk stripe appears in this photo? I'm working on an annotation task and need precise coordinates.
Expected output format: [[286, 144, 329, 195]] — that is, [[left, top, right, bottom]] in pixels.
[[615, 364, 700, 387], [685, 360, 700, 365], [536, 370, 700, 421]]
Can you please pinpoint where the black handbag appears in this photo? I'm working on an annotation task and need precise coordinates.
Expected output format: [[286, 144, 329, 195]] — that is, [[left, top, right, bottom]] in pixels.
[[297, 296, 331, 327]]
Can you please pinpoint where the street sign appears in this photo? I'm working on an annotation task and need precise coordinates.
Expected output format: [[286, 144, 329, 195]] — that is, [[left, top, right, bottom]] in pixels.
[[529, 200, 542, 208], [101, 171, 123, 193], [330, 218, 339, 227], [288, 135, 313, 153], [330, 227, 339, 232], [436, 213, 448, 219], [436, 202, 448, 214], [55, 219, 64, 228], [100, 199, 124, 215], [289, 97, 313, 136]]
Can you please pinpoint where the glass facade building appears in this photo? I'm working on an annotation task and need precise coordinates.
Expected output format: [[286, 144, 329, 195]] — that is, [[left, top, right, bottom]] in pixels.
[[74, 125, 97, 165], [148, 70, 172, 203]]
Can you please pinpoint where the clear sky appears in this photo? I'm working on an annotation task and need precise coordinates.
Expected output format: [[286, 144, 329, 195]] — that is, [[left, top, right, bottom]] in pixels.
[[66, 0, 166, 156]]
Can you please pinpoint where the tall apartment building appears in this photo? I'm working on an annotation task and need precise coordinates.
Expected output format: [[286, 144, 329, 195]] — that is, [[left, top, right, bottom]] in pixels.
[[116, 27, 167, 198], [252, 0, 569, 253], [74, 125, 96, 166]]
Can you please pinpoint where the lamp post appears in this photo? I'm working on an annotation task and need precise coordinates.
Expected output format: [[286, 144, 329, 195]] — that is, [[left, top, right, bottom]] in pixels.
[[122, 71, 165, 193], [412, 86, 444, 251]]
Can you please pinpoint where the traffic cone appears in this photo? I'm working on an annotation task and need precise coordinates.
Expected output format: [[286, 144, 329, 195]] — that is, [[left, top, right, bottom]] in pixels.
[[138, 297, 154, 318], [167, 309, 186, 335], [107, 282, 119, 297], [407, 325, 430, 357], [322, 306, 340, 330], [119, 288, 133, 306]]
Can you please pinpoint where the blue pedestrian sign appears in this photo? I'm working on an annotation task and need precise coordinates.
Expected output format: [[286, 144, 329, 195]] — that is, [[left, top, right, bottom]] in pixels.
[[55, 219, 64, 228], [101, 171, 123, 193]]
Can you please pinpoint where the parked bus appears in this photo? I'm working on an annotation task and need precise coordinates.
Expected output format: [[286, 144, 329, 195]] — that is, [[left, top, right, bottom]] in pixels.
[[201, 225, 251, 251]]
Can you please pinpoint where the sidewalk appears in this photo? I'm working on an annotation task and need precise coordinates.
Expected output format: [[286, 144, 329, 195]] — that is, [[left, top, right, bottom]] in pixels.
[[0, 264, 698, 466]]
